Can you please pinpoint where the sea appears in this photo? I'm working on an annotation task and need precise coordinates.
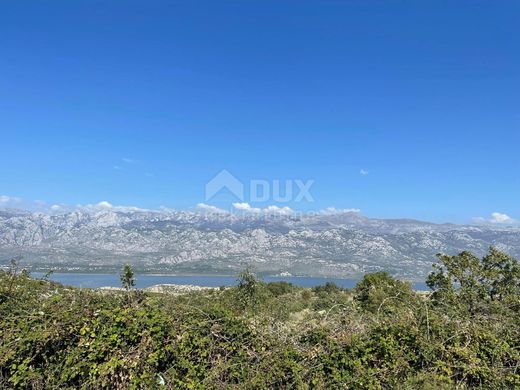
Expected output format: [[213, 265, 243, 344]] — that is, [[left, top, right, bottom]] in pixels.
[[32, 272, 429, 291]]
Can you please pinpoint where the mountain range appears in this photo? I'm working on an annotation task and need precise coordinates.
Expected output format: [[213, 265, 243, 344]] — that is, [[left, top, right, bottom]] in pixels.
[[1, 208, 519, 279]]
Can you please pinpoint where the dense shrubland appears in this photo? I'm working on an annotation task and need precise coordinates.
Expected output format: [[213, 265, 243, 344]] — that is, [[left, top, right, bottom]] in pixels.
[[0, 248, 519, 389]]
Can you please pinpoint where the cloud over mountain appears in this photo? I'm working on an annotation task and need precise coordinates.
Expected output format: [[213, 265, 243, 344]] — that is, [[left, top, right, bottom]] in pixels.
[[473, 212, 518, 225]]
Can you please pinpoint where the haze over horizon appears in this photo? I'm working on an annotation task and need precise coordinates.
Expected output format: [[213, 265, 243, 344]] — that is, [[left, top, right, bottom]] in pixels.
[[1, 1, 519, 225]]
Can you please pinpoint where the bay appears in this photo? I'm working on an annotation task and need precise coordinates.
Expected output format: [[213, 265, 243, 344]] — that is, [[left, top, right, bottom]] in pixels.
[[33, 272, 429, 291]]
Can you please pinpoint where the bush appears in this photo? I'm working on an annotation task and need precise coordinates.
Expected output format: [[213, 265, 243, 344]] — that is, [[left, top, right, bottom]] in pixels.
[[0, 248, 518, 388], [265, 281, 296, 297], [354, 271, 415, 314]]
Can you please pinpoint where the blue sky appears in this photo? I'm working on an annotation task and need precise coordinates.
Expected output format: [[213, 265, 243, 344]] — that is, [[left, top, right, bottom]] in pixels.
[[1, 0, 519, 224]]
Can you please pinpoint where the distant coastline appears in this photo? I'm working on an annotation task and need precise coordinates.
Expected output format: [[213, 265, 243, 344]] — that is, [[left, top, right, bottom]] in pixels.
[[31, 272, 430, 291]]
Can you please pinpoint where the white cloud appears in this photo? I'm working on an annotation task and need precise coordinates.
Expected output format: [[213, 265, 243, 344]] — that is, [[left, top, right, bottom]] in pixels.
[[88, 201, 150, 212], [473, 212, 518, 225], [113, 165, 121, 170], [122, 158, 134, 163], [96, 201, 113, 209], [490, 212, 516, 224], [233, 202, 260, 213], [3, 196, 160, 214], [0, 195, 22, 204], [232, 203, 294, 215], [66, 201, 150, 213], [360, 169, 369, 176], [319, 207, 361, 215], [196, 203, 228, 214], [263, 205, 294, 215], [48, 203, 74, 214]]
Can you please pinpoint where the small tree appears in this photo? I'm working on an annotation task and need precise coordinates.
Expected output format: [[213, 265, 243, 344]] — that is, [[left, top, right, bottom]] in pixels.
[[481, 246, 520, 306], [427, 247, 520, 317], [120, 264, 135, 291], [354, 271, 414, 314], [6, 256, 23, 297], [236, 266, 260, 311]]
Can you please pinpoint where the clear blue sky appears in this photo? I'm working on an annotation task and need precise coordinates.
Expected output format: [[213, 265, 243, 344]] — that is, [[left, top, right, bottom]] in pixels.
[[1, 1, 519, 223]]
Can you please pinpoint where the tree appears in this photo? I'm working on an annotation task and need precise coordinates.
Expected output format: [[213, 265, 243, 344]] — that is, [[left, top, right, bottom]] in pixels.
[[427, 247, 520, 316], [236, 266, 260, 311], [481, 247, 520, 307], [354, 271, 414, 313], [120, 264, 135, 291]]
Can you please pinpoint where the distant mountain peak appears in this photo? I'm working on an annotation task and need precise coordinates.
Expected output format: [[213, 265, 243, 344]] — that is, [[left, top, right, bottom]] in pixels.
[[1, 207, 519, 279]]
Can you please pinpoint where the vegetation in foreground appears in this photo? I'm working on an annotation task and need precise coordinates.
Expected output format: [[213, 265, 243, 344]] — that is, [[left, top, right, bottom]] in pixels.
[[0, 248, 519, 389]]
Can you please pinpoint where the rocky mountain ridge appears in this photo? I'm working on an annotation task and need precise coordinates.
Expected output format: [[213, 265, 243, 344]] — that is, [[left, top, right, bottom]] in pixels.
[[1, 208, 519, 279]]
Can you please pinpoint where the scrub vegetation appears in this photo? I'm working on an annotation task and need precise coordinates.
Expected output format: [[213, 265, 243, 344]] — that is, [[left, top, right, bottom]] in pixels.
[[0, 248, 519, 389]]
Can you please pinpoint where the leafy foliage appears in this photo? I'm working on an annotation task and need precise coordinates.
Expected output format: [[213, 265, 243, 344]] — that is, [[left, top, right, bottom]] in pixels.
[[0, 248, 519, 388], [120, 264, 135, 291], [354, 271, 416, 314]]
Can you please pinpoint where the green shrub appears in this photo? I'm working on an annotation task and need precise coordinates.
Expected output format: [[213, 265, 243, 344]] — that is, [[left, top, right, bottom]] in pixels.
[[265, 281, 296, 297], [354, 271, 415, 314], [0, 248, 518, 388]]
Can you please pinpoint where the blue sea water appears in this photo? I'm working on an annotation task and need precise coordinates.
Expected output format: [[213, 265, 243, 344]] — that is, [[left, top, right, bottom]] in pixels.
[[32, 273, 429, 291]]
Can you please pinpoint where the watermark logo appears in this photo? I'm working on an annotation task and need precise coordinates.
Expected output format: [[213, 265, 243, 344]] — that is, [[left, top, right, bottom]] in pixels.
[[205, 170, 244, 201], [205, 170, 314, 203]]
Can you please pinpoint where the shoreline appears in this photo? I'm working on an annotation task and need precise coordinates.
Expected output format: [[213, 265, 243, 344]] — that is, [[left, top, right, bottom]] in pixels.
[[30, 271, 428, 284], [30, 272, 431, 291]]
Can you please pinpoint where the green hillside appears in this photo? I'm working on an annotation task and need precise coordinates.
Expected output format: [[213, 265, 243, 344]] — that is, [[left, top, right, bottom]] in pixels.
[[1, 248, 519, 389]]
